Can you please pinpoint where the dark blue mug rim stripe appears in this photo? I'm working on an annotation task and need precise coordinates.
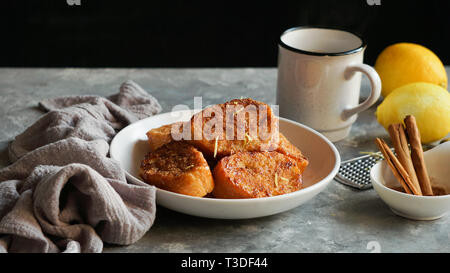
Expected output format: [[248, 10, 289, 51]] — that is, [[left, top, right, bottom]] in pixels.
[[279, 26, 367, 57]]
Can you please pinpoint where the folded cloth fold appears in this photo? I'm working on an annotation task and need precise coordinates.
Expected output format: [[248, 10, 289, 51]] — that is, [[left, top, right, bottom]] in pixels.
[[9, 80, 162, 162], [0, 80, 160, 253]]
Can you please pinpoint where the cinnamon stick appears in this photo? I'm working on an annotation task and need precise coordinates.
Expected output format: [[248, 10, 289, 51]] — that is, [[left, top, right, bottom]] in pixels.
[[404, 115, 434, 196], [388, 123, 423, 195], [375, 138, 420, 195]]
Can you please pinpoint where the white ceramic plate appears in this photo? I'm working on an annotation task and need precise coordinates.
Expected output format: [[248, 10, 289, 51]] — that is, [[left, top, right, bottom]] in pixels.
[[110, 110, 341, 219]]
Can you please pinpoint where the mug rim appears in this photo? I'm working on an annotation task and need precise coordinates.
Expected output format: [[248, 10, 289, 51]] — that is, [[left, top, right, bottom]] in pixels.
[[279, 26, 367, 57]]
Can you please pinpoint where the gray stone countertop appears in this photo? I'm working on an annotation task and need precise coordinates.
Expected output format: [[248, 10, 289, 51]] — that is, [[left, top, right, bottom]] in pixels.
[[0, 68, 449, 253]]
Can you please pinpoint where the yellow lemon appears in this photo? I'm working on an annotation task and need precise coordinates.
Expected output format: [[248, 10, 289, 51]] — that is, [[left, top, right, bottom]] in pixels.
[[376, 82, 450, 143], [375, 43, 447, 97]]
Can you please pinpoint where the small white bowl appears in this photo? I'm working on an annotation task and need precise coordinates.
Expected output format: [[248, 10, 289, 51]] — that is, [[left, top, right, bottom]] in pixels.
[[110, 110, 341, 219], [370, 149, 450, 221]]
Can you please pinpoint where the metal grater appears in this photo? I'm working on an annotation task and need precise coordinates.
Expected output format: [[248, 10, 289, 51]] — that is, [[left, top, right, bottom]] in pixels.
[[336, 143, 437, 190], [335, 153, 384, 190]]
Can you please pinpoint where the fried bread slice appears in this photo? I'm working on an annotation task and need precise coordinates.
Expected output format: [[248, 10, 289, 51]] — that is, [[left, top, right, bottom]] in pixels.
[[188, 98, 279, 159], [140, 142, 214, 197], [146, 121, 185, 152], [212, 151, 304, 199], [276, 133, 309, 173]]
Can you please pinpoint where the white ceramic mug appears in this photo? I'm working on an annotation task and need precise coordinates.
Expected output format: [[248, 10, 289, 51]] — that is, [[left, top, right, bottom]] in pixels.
[[276, 27, 381, 142]]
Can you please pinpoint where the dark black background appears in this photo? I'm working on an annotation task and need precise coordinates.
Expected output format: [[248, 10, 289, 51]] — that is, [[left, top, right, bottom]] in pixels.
[[1, 0, 449, 67]]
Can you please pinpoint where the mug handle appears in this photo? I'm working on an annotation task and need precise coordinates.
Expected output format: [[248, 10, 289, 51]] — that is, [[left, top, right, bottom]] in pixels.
[[341, 63, 382, 121]]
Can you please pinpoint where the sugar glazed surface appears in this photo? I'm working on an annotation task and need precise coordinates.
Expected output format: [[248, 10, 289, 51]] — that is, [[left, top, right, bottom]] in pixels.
[[213, 151, 304, 198], [140, 142, 214, 197]]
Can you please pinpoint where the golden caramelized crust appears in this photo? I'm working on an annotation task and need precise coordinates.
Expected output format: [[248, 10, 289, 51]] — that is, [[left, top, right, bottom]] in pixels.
[[146, 122, 185, 152], [212, 151, 304, 199], [188, 98, 280, 159], [276, 133, 309, 173], [139, 142, 214, 197]]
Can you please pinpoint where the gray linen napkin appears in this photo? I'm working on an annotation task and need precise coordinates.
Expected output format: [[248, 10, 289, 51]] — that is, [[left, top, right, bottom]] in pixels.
[[0, 80, 161, 253]]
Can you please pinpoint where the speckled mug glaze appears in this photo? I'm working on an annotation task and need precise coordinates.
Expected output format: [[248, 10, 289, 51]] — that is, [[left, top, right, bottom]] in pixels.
[[276, 27, 381, 142]]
